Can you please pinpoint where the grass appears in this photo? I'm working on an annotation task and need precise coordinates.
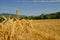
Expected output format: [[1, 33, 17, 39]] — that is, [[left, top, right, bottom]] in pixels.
[[0, 16, 60, 40]]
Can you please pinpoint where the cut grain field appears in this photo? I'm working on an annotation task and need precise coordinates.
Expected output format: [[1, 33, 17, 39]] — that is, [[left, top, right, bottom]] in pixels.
[[0, 17, 60, 40]]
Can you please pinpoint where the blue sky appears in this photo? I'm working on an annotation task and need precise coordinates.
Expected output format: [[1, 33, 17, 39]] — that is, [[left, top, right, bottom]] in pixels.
[[0, 0, 60, 16]]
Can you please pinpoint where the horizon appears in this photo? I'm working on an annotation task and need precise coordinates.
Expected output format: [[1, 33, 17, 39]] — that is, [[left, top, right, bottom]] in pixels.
[[0, 0, 60, 16], [0, 11, 60, 16]]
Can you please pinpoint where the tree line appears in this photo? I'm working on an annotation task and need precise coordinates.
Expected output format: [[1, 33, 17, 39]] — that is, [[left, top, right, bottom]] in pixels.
[[0, 12, 60, 22], [20, 12, 60, 20]]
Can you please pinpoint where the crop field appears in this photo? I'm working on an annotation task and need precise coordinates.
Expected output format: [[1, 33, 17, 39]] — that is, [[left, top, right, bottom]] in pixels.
[[0, 17, 60, 40]]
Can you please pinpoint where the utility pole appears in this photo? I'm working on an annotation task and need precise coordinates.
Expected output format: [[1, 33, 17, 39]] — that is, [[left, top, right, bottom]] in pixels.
[[16, 8, 18, 18]]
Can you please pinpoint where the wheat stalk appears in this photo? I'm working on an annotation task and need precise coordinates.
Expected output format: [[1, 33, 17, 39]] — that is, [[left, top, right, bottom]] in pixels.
[[0, 16, 60, 40]]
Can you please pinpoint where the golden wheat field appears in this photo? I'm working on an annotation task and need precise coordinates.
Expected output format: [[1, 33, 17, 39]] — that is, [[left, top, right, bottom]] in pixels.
[[0, 17, 60, 40]]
